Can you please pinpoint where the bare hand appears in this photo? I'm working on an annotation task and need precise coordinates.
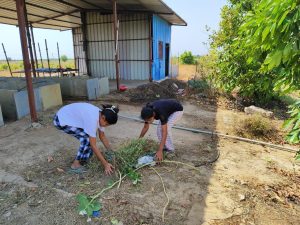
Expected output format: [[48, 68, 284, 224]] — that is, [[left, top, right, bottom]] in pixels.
[[155, 151, 163, 162], [104, 163, 114, 175]]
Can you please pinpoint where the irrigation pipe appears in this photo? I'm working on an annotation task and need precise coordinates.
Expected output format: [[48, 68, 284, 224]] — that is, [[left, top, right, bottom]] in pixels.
[[119, 114, 298, 153]]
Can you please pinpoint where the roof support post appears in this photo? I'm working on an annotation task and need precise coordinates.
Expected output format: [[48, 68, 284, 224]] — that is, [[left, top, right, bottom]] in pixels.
[[16, 0, 37, 122], [113, 0, 120, 90], [81, 12, 90, 76]]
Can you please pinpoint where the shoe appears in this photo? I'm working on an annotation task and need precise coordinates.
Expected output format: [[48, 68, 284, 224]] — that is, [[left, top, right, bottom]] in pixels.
[[68, 166, 87, 174], [163, 148, 176, 160]]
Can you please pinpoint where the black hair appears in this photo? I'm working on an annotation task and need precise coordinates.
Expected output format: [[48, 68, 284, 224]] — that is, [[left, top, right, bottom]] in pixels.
[[101, 104, 119, 124], [141, 106, 154, 120]]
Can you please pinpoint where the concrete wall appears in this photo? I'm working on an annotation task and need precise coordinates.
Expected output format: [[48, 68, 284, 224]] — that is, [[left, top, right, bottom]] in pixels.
[[0, 105, 4, 126]]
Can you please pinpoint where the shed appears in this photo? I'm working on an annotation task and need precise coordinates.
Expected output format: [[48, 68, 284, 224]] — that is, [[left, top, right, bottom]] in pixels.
[[0, 0, 186, 121], [0, 0, 186, 82]]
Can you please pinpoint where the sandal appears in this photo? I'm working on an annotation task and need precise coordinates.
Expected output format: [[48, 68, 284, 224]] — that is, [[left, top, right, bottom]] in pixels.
[[68, 166, 87, 174]]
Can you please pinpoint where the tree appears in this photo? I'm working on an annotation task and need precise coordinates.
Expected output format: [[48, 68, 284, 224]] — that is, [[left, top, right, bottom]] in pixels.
[[238, 0, 300, 146], [60, 55, 68, 62], [209, 0, 275, 103], [180, 51, 196, 65], [211, 0, 300, 149]]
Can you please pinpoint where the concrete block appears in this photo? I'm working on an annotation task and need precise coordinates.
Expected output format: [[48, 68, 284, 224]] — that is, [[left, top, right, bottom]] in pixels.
[[99, 77, 110, 96], [244, 105, 274, 118], [0, 89, 18, 120], [39, 83, 62, 110], [14, 88, 42, 119], [87, 78, 101, 100], [0, 105, 4, 127]]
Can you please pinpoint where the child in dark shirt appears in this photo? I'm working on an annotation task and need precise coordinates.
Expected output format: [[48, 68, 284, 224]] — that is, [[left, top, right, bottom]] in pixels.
[[139, 99, 183, 161]]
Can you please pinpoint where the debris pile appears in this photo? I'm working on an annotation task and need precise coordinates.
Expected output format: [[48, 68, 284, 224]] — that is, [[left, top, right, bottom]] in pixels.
[[127, 79, 187, 102]]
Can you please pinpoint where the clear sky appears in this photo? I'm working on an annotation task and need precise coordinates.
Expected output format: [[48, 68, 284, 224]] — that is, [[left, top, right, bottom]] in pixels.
[[0, 0, 226, 60]]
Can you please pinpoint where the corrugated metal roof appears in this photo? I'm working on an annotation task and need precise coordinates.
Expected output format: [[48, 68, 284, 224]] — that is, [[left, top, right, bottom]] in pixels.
[[0, 0, 186, 31]]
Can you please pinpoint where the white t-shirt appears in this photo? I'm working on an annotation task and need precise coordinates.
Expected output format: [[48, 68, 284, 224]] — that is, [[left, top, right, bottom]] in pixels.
[[57, 103, 105, 138]]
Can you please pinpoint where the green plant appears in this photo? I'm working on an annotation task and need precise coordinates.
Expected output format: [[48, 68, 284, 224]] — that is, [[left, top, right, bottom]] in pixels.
[[114, 138, 157, 184], [180, 51, 196, 65], [210, 0, 278, 103], [60, 55, 68, 62], [77, 194, 102, 217], [283, 100, 300, 144], [0, 64, 8, 71]]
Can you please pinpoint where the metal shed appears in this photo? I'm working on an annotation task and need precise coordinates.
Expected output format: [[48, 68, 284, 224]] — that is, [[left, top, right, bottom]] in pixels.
[[0, 0, 186, 121]]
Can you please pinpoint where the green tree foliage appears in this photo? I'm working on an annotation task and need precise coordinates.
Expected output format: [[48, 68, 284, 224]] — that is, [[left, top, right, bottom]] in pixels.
[[180, 51, 196, 65], [211, 0, 300, 149], [60, 54, 68, 62], [210, 0, 276, 102], [239, 0, 300, 94], [238, 0, 300, 148]]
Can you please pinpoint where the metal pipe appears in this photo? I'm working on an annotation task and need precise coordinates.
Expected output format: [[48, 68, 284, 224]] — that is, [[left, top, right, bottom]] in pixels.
[[1, 43, 13, 77], [113, 0, 120, 90], [37, 42, 45, 77], [86, 18, 148, 25], [30, 24, 39, 77], [24, 4, 36, 78], [118, 114, 298, 153], [16, 0, 37, 122], [84, 37, 150, 42], [57, 42, 62, 76], [45, 39, 51, 77]]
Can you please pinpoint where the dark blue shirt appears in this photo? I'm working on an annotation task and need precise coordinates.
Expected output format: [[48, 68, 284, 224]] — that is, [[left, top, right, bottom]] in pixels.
[[147, 99, 183, 125]]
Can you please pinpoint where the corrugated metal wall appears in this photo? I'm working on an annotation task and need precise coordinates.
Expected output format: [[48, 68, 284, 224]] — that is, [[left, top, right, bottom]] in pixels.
[[85, 13, 150, 80], [72, 27, 87, 75], [152, 15, 171, 80]]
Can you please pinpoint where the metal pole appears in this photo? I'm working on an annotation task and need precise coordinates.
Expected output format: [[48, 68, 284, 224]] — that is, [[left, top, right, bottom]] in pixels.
[[113, 0, 120, 90], [45, 39, 51, 77], [81, 12, 90, 76], [148, 14, 153, 82], [1, 43, 13, 77], [16, 0, 37, 122], [30, 24, 39, 77], [57, 42, 62, 76], [24, 3, 36, 78], [38, 42, 45, 77]]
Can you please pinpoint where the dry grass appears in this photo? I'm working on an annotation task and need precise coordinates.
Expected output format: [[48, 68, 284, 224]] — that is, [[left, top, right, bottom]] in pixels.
[[234, 114, 279, 141], [177, 65, 197, 81]]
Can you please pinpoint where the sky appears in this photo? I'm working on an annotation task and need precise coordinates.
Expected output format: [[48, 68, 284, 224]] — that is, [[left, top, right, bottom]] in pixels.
[[0, 0, 227, 60]]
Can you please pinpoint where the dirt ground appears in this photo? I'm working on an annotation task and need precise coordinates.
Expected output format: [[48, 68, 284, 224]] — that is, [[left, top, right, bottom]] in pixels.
[[0, 97, 300, 225]]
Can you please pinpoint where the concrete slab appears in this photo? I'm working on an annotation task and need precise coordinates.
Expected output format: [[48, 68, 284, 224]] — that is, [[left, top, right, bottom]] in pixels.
[[0, 82, 62, 121], [99, 77, 109, 96], [0, 105, 4, 127], [14, 88, 42, 120], [0, 89, 17, 120], [87, 78, 101, 100], [39, 83, 62, 110], [86, 77, 110, 100]]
